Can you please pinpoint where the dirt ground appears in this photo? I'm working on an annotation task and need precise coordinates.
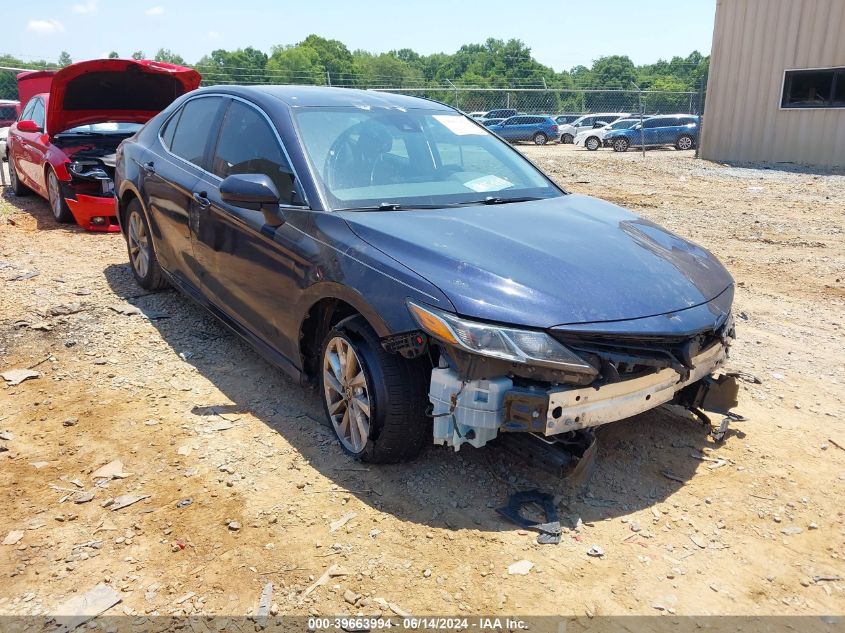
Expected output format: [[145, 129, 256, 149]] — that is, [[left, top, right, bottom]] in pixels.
[[1, 146, 844, 621]]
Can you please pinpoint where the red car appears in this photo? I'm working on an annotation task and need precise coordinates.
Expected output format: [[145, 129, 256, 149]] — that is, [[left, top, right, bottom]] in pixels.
[[7, 59, 200, 232]]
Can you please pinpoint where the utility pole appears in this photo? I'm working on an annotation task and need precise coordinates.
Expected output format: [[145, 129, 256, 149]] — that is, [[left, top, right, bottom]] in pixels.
[[326, 70, 331, 87], [632, 82, 645, 158], [446, 78, 459, 109]]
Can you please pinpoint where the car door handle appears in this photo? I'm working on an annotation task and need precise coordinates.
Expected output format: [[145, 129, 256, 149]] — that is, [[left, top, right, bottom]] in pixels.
[[142, 161, 156, 174], [193, 192, 211, 208]]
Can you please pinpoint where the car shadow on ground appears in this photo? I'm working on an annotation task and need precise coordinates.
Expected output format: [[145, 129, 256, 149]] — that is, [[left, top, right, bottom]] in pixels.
[[1, 188, 90, 233], [102, 261, 716, 534]]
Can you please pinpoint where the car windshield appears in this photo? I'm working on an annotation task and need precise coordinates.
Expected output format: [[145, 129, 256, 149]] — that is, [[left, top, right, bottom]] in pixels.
[[58, 122, 143, 136], [293, 107, 562, 211]]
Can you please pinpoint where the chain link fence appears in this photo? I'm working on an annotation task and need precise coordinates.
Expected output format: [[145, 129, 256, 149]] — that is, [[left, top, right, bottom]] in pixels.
[[377, 87, 702, 118], [0, 69, 17, 100], [0, 66, 706, 159]]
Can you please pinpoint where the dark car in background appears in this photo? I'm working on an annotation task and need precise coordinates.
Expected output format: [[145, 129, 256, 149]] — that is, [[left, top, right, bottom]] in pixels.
[[115, 86, 735, 463], [0, 100, 18, 128], [486, 115, 559, 145], [605, 114, 700, 152]]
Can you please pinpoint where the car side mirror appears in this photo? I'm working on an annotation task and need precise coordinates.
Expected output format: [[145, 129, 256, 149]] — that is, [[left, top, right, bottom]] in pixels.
[[17, 120, 41, 133], [220, 174, 283, 225]]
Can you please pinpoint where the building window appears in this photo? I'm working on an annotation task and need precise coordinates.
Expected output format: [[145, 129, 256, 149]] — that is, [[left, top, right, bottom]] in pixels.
[[781, 67, 845, 108]]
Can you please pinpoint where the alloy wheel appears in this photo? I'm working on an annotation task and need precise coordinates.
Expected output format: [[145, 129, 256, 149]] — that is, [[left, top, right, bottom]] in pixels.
[[127, 210, 150, 279], [614, 138, 629, 152], [586, 137, 600, 151], [47, 171, 63, 220], [677, 135, 693, 150], [323, 336, 371, 454]]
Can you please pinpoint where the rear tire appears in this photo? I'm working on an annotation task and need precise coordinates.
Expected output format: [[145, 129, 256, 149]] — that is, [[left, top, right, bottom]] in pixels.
[[126, 199, 167, 291], [612, 137, 630, 152], [676, 134, 695, 150], [47, 169, 73, 223], [533, 132, 548, 145], [561, 133, 574, 144], [320, 315, 430, 463], [585, 136, 601, 151], [8, 158, 31, 196]]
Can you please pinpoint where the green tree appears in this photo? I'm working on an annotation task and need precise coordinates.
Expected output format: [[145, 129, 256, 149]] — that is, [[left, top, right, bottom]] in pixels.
[[131, 51, 145, 60], [196, 47, 268, 84], [591, 55, 637, 88], [107, 51, 120, 59], [58, 51, 72, 67], [267, 45, 324, 84], [352, 50, 423, 88], [154, 48, 186, 65], [298, 35, 354, 86]]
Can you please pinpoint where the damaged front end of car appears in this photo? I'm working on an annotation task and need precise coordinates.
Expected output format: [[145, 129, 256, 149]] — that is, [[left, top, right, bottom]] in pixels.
[[401, 298, 738, 452]]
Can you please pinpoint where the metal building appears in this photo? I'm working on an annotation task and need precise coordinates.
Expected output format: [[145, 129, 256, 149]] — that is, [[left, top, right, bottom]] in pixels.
[[700, 0, 845, 168]]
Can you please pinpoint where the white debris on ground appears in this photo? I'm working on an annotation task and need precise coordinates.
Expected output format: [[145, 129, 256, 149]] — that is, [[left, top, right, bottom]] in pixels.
[[0, 146, 843, 617]]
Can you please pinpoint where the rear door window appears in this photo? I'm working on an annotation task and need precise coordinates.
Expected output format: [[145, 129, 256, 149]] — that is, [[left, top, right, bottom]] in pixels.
[[159, 111, 179, 150], [30, 99, 45, 129], [19, 99, 35, 122], [211, 99, 299, 206], [169, 96, 224, 169]]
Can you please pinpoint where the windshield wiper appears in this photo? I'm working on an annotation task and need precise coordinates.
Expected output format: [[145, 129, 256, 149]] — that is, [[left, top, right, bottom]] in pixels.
[[339, 196, 546, 212], [467, 195, 545, 205], [339, 202, 450, 212]]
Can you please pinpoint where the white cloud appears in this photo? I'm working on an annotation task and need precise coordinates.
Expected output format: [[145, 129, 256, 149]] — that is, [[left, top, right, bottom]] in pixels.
[[145, 6, 165, 16], [207, 30, 220, 39], [72, 0, 98, 13], [26, 19, 65, 35]]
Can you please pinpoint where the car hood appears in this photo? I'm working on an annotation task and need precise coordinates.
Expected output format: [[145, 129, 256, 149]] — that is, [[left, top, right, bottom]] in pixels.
[[341, 194, 734, 329], [46, 59, 201, 136]]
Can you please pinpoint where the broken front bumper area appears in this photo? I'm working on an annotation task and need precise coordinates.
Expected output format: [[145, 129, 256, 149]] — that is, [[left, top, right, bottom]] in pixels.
[[59, 180, 120, 232], [431, 340, 735, 451]]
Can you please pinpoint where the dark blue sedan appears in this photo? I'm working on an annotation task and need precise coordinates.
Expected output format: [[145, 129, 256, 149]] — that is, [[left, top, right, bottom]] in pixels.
[[115, 86, 736, 462]]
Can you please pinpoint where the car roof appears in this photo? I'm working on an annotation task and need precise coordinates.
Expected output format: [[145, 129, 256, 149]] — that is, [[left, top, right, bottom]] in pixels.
[[194, 85, 455, 111]]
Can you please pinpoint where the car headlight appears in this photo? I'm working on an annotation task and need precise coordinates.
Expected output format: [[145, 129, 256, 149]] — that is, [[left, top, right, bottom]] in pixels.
[[68, 160, 110, 181], [407, 301, 597, 374]]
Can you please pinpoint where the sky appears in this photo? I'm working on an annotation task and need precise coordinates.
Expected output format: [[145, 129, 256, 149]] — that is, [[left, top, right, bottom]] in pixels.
[[4, 0, 717, 71]]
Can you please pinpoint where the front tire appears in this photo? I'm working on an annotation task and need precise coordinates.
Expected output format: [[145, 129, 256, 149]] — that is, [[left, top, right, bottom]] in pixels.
[[676, 134, 695, 150], [47, 169, 73, 223], [561, 133, 574, 144], [8, 158, 31, 196], [585, 136, 601, 151], [126, 199, 167, 291], [320, 316, 430, 463], [533, 132, 548, 145], [612, 137, 630, 152]]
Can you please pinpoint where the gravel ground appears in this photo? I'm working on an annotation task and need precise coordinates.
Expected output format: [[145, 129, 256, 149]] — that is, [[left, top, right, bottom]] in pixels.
[[0, 146, 843, 620]]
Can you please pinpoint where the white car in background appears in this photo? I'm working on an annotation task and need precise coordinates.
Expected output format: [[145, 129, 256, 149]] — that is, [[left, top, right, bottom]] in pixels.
[[574, 117, 641, 151], [558, 112, 630, 144], [0, 126, 9, 161], [468, 111, 488, 119]]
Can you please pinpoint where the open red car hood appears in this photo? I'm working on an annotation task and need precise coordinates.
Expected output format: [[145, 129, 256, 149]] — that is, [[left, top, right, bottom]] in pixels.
[[46, 59, 201, 136]]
